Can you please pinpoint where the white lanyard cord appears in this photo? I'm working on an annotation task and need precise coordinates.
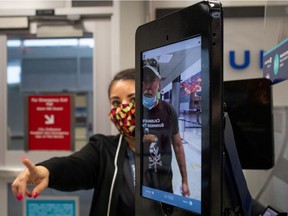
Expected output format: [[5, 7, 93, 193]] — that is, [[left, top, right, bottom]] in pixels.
[[107, 134, 123, 216]]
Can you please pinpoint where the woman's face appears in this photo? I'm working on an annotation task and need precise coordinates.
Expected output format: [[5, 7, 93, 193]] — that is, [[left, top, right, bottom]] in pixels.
[[109, 79, 135, 108]]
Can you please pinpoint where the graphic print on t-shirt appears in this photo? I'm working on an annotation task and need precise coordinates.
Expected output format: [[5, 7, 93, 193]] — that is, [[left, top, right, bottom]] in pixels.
[[148, 135, 162, 172]]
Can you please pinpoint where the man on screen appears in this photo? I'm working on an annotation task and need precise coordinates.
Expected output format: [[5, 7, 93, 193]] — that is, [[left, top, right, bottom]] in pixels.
[[142, 59, 190, 197]]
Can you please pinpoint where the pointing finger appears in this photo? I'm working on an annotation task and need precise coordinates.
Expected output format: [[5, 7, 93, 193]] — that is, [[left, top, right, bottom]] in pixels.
[[21, 157, 37, 174]]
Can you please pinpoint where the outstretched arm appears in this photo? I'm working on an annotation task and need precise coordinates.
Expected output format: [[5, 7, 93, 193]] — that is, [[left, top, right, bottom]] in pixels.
[[11, 157, 49, 201]]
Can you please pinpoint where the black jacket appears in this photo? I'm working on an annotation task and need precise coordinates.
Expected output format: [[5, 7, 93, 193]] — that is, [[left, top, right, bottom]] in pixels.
[[39, 134, 130, 216]]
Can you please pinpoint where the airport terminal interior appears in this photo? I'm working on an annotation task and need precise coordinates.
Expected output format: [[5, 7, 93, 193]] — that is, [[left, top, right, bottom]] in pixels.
[[0, 1, 288, 216]]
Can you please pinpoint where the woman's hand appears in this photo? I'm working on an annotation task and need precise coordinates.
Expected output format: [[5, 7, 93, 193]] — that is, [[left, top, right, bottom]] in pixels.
[[11, 157, 49, 201]]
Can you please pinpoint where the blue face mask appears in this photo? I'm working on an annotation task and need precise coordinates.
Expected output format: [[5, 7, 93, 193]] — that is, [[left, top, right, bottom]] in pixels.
[[143, 95, 157, 110]]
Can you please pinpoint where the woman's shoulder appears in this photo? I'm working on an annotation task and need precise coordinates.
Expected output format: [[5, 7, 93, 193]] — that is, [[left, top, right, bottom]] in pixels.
[[88, 133, 121, 147], [84, 134, 126, 158]]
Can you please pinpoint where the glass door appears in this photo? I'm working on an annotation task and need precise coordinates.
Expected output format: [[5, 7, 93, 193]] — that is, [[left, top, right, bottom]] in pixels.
[[0, 16, 113, 216]]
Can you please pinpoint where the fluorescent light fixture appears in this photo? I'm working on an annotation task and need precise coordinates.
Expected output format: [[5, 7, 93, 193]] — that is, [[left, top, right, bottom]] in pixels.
[[24, 39, 78, 47], [7, 65, 21, 84], [8, 38, 94, 47], [36, 24, 83, 38], [79, 38, 94, 48], [7, 40, 21, 47], [0, 17, 28, 29]]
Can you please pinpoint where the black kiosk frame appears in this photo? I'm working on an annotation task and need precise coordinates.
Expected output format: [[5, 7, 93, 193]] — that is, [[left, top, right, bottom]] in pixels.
[[136, 1, 224, 216], [135, 1, 274, 216]]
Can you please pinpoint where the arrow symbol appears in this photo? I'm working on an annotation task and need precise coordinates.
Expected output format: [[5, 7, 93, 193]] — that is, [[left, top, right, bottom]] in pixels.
[[44, 114, 55, 125]]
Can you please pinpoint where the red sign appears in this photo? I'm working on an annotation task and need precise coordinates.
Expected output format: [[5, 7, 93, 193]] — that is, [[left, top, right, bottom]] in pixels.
[[27, 94, 72, 150]]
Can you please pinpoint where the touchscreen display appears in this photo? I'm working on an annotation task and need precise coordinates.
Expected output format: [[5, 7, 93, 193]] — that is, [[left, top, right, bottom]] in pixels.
[[141, 36, 202, 214], [262, 206, 279, 216]]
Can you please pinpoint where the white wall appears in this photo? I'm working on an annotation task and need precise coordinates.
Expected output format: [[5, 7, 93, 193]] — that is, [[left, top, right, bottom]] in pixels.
[[147, 1, 288, 107], [0, 0, 68, 9], [118, 1, 146, 70]]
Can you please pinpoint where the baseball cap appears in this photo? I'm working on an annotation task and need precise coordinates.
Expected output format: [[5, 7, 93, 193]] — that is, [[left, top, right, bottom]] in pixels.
[[143, 65, 161, 80]]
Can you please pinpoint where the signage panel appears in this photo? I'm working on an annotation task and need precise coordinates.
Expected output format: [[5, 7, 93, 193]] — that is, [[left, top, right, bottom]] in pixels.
[[24, 196, 79, 216], [27, 94, 73, 150], [263, 37, 288, 84]]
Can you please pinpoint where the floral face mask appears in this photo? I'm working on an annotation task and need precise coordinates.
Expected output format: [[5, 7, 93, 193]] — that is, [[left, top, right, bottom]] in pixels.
[[109, 102, 136, 138]]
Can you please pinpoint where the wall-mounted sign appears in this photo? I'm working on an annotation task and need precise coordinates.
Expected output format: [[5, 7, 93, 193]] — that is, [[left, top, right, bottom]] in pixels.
[[263, 37, 288, 84], [26, 94, 73, 150]]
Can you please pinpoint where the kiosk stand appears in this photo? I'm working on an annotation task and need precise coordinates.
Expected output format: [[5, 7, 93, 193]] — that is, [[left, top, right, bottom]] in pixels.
[[222, 112, 253, 216]]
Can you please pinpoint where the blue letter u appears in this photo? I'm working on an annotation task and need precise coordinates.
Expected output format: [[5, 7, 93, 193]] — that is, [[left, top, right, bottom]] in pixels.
[[229, 50, 250, 70]]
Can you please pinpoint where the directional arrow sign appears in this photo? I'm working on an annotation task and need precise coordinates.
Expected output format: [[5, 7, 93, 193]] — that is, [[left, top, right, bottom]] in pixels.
[[44, 114, 55, 125]]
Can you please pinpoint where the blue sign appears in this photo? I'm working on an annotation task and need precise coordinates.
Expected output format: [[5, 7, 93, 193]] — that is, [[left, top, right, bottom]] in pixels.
[[263, 38, 288, 84], [26, 198, 78, 216], [229, 50, 264, 70]]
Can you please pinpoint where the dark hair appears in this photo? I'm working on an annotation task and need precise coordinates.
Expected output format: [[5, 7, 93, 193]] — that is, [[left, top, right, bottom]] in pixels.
[[108, 68, 136, 96]]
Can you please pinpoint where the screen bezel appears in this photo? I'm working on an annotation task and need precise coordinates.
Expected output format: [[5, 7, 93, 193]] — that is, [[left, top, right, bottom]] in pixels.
[[135, 1, 223, 216]]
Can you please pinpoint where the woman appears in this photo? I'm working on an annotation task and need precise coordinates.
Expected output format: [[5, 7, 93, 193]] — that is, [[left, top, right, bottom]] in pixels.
[[11, 68, 136, 216]]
